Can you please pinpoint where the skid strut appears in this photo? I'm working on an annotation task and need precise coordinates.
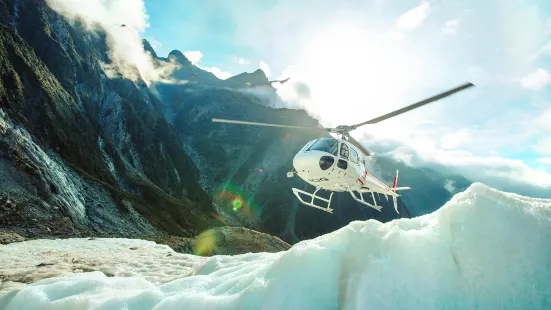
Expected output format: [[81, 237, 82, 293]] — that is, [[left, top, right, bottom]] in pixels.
[[292, 187, 334, 213], [349, 191, 382, 211]]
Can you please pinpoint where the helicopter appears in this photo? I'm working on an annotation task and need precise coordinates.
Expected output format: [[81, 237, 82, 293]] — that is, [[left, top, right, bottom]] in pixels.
[[212, 82, 475, 214]]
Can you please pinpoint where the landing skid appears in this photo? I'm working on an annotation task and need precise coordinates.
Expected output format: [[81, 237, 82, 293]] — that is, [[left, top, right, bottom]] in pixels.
[[349, 191, 382, 212], [292, 187, 334, 213]]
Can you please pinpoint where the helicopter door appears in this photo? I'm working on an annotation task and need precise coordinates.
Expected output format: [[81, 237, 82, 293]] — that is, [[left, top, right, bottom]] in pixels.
[[350, 147, 365, 183], [337, 142, 349, 170]]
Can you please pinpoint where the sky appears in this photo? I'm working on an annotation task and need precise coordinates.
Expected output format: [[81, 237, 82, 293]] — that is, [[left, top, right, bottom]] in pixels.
[[46, 0, 551, 196]]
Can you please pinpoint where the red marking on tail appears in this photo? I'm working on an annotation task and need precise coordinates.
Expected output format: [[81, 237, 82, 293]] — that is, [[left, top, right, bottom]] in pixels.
[[392, 170, 399, 192], [357, 178, 364, 185]]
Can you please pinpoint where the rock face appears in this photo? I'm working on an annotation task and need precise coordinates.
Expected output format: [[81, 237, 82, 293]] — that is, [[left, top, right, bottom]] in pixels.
[[0, 0, 218, 237], [0, 229, 25, 244]]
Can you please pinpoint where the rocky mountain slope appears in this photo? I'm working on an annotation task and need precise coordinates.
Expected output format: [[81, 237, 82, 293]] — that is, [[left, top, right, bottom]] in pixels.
[[0, 0, 219, 238]]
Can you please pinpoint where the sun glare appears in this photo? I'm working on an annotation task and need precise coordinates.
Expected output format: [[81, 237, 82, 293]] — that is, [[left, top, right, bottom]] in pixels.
[[278, 24, 431, 141]]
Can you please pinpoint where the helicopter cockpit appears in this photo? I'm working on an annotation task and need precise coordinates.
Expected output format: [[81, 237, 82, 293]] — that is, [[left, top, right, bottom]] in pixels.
[[301, 138, 339, 156]]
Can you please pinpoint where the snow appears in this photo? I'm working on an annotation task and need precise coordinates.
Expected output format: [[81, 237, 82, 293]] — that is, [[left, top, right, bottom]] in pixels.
[[1, 183, 551, 309], [0, 238, 205, 292]]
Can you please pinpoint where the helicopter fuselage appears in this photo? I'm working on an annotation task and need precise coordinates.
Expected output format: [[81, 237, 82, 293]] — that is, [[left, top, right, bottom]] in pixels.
[[292, 137, 394, 195]]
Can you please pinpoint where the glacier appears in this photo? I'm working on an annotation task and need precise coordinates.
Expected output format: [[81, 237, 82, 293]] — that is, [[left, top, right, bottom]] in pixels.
[[1, 183, 550, 309]]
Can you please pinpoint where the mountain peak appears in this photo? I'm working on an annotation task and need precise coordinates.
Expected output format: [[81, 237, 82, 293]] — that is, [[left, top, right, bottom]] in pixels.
[[252, 69, 267, 79], [168, 50, 191, 65], [142, 39, 158, 59], [225, 68, 269, 88]]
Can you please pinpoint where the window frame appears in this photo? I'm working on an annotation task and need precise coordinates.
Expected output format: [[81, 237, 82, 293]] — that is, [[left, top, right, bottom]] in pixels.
[[302, 139, 317, 151], [340, 142, 349, 159], [350, 147, 359, 164]]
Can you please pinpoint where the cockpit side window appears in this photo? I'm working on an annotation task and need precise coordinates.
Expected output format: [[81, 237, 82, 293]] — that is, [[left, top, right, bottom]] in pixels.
[[350, 147, 358, 164], [307, 138, 338, 156], [340, 142, 349, 159]]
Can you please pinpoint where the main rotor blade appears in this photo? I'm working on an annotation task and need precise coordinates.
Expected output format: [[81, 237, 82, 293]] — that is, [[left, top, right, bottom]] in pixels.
[[352, 82, 475, 128], [347, 135, 371, 157], [212, 118, 325, 130]]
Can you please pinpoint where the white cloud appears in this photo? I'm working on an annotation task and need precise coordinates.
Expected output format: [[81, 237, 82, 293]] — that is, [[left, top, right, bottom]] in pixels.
[[442, 17, 461, 35], [396, 2, 430, 31], [537, 108, 551, 131], [521, 68, 550, 91], [146, 38, 163, 50], [380, 143, 551, 193], [233, 56, 250, 65], [45, 0, 178, 85], [183, 51, 203, 65], [260, 61, 272, 78], [440, 129, 471, 149], [533, 136, 551, 155], [179, 51, 232, 80], [197, 65, 232, 80], [538, 158, 551, 165], [444, 179, 456, 193]]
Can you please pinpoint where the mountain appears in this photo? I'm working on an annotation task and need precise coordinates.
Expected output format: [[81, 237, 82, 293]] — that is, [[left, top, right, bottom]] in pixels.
[[224, 69, 270, 88], [0, 0, 412, 246], [0, 0, 219, 237]]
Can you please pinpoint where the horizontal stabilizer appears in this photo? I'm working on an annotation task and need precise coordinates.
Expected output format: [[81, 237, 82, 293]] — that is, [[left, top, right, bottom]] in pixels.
[[391, 186, 411, 191]]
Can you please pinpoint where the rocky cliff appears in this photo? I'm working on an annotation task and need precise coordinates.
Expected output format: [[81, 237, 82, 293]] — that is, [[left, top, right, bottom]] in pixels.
[[0, 0, 219, 237]]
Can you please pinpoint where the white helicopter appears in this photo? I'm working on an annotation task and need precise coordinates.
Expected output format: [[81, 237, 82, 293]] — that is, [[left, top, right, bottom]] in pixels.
[[212, 82, 475, 214]]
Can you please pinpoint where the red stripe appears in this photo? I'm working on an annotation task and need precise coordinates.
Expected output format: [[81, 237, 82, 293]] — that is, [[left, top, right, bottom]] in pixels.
[[357, 178, 364, 185]]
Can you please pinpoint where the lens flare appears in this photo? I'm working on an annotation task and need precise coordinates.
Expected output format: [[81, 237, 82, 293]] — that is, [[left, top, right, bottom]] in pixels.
[[213, 183, 259, 222], [232, 199, 243, 211]]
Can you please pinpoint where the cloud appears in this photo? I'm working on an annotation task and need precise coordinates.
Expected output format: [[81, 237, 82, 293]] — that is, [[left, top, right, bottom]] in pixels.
[[440, 129, 471, 149], [146, 38, 163, 50], [537, 108, 551, 131], [233, 57, 250, 65], [45, 0, 178, 85], [368, 140, 551, 196], [442, 17, 461, 35], [232, 80, 313, 110], [197, 65, 232, 80], [260, 61, 272, 78], [538, 158, 551, 165], [179, 51, 232, 79], [444, 179, 456, 193], [396, 2, 430, 31], [183, 51, 203, 65], [533, 136, 551, 155], [521, 68, 550, 91]]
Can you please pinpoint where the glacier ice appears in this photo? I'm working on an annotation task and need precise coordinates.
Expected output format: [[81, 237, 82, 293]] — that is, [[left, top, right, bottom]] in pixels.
[[1, 183, 550, 309]]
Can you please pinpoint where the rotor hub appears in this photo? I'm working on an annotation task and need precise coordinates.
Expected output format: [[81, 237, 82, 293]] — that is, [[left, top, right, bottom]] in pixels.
[[329, 125, 354, 135]]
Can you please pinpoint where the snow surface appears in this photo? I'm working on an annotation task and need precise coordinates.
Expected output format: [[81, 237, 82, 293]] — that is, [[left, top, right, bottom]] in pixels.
[[1, 183, 551, 309]]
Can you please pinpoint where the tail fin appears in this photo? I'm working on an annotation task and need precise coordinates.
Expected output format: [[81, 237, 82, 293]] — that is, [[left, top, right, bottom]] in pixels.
[[392, 169, 399, 192]]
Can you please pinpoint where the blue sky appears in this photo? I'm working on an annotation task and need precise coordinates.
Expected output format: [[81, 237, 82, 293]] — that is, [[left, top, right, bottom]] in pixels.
[[48, 0, 550, 193]]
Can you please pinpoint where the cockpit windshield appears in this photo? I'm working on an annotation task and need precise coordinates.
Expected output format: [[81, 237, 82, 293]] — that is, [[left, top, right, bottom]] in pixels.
[[306, 138, 338, 156]]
